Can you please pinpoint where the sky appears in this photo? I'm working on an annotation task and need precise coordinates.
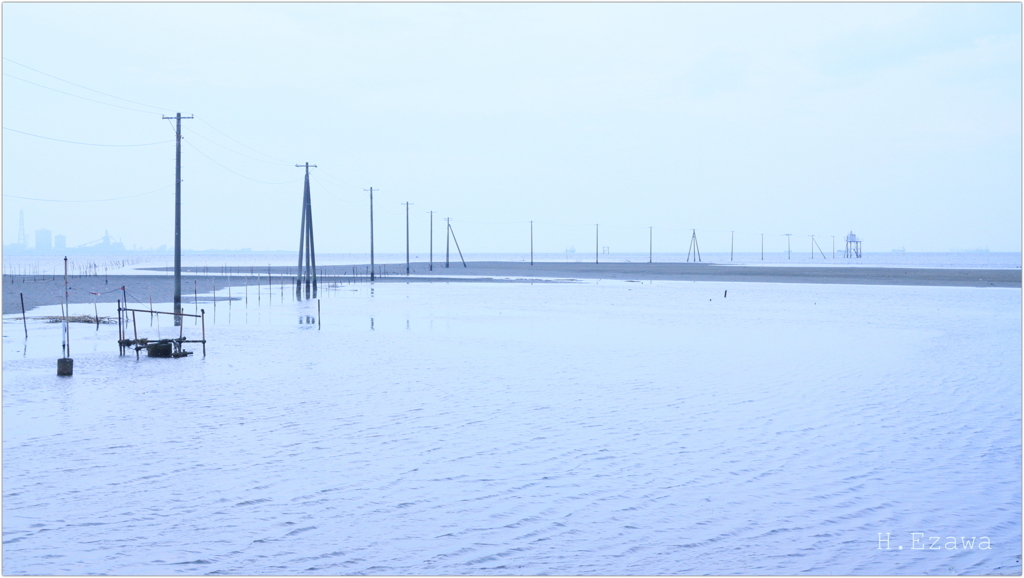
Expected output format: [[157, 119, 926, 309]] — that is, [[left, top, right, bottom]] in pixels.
[[2, 2, 1021, 255]]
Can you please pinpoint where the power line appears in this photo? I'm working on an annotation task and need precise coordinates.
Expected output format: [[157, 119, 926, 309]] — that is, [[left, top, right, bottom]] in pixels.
[[195, 117, 289, 164], [4, 184, 173, 203], [3, 72, 158, 115], [183, 139, 301, 185], [3, 126, 172, 147], [3, 57, 171, 112], [183, 125, 291, 166]]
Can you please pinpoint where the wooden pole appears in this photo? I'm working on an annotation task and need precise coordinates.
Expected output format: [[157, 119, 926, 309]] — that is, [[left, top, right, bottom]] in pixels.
[[20, 292, 27, 339], [132, 310, 139, 360], [405, 202, 410, 276], [368, 187, 376, 281], [63, 257, 69, 358], [201, 309, 206, 357], [449, 223, 467, 267]]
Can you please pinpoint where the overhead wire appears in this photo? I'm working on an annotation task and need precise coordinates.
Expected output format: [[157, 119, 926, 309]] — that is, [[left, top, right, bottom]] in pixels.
[[195, 117, 290, 165], [4, 126, 172, 147], [183, 138, 302, 185], [3, 56, 172, 112], [183, 125, 292, 166], [4, 184, 173, 203], [3, 72, 160, 115]]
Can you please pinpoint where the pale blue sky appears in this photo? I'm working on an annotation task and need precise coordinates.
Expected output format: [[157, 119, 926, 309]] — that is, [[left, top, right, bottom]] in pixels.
[[3, 2, 1020, 254]]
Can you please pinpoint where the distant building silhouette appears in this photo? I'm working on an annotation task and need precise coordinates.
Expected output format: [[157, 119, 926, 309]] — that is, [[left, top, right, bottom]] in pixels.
[[35, 229, 52, 252], [54, 234, 66, 251]]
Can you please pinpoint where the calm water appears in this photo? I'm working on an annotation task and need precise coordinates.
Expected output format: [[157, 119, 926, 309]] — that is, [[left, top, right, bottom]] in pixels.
[[3, 280, 1020, 574]]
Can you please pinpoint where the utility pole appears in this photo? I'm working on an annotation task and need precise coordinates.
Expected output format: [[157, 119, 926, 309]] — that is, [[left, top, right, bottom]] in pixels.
[[428, 211, 434, 271], [530, 220, 534, 266], [687, 229, 702, 262], [785, 233, 792, 259], [404, 202, 412, 275], [162, 112, 193, 326], [365, 188, 376, 281], [295, 163, 317, 299], [447, 220, 467, 267]]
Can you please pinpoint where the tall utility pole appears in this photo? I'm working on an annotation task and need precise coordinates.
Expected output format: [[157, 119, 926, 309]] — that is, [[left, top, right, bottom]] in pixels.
[[530, 220, 534, 266], [162, 112, 193, 326], [365, 188, 376, 281], [404, 202, 412, 276], [785, 233, 792, 259], [295, 163, 317, 299], [428, 211, 435, 271]]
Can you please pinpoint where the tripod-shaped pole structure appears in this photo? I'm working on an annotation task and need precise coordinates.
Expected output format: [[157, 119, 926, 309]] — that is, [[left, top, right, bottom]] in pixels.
[[686, 229, 701, 262], [295, 163, 318, 299]]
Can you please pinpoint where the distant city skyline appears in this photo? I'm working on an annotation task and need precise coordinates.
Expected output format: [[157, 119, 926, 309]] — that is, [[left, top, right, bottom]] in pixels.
[[3, 3, 1021, 254]]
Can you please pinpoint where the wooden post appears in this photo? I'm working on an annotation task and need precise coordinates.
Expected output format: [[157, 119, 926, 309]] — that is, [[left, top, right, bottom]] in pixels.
[[318, 299, 321, 330], [20, 292, 27, 339], [201, 309, 206, 357], [132, 310, 139, 360]]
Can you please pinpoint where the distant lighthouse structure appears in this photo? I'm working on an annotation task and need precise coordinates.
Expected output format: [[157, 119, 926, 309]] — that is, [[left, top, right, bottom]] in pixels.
[[845, 231, 862, 258]]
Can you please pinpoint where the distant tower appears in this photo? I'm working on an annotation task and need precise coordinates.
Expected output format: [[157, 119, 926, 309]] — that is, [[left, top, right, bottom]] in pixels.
[[17, 210, 27, 247], [844, 231, 862, 258], [54, 234, 66, 251], [35, 229, 52, 252]]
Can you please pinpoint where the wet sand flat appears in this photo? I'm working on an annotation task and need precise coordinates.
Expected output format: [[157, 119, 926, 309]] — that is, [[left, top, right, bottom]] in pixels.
[[3, 262, 1019, 314]]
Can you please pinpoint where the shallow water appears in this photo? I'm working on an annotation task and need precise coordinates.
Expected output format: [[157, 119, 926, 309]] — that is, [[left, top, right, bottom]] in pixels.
[[3, 280, 1021, 574]]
